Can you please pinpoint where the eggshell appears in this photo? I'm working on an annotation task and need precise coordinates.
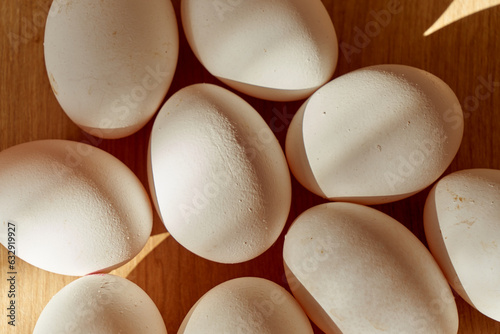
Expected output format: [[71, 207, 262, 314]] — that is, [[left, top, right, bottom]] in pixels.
[[286, 64, 464, 204], [148, 83, 291, 263], [0, 140, 152, 276], [44, 0, 179, 139], [181, 0, 338, 101], [33, 274, 167, 333], [424, 168, 500, 321], [178, 277, 313, 334], [283, 202, 458, 334]]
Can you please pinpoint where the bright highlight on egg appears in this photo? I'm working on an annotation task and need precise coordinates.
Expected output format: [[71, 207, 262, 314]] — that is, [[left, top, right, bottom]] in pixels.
[[0, 140, 153, 276], [286, 64, 464, 204], [181, 0, 338, 101], [148, 83, 291, 264]]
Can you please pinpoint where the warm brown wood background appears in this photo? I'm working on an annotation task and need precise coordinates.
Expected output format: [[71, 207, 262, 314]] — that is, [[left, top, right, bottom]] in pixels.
[[1, 0, 499, 333]]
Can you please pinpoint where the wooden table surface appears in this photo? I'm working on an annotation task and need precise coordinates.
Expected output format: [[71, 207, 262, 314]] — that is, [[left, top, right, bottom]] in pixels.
[[1, 0, 499, 333]]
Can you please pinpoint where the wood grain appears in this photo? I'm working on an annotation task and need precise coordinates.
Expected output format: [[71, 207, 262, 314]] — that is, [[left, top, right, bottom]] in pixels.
[[1, 0, 499, 333]]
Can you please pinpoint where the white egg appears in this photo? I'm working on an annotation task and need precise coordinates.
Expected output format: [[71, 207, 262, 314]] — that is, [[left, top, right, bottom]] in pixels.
[[283, 202, 458, 334], [0, 140, 152, 276], [181, 0, 338, 101], [286, 64, 464, 204], [178, 277, 313, 334], [33, 274, 167, 333], [44, 0, 179, 139], [148, 83, 291, 263], [424, 168, 500, 321]]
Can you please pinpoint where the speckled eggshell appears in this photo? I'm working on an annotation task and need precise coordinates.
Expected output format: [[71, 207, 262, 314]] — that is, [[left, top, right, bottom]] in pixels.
[[44, 0, 179, 139], [33, 274, 167, 334], [286, 64, 464, 205], [178, 277, 313, 334], [283, 202, 458, 334], [0, 140, 152, 276], [424, 168, 500, 321], [181, 0, 338, 101], [148, 83, 292, 264]]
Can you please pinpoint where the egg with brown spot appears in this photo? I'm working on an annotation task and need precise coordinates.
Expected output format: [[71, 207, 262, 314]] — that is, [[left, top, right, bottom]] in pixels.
[[424, 168, 500, 321]]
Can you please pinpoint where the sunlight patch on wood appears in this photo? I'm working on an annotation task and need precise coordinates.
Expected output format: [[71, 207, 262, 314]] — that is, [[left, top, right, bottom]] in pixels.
[[425, 0, 500, 36], [110, 232, 170, 278]]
